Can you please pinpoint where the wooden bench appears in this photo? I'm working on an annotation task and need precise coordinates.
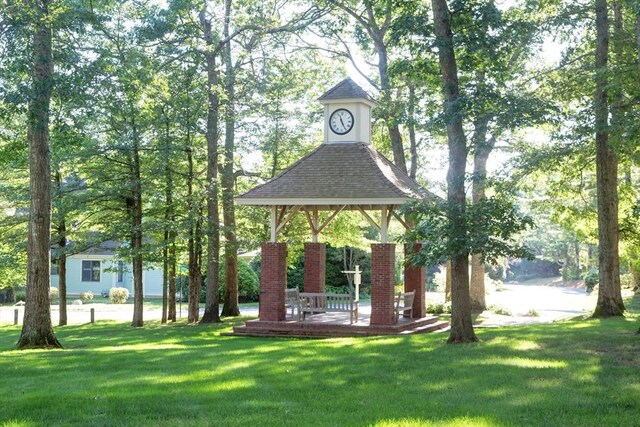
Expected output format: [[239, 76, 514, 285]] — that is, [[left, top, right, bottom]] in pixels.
[[285, 288, 303, 321], [395, 291, 415, 322], [299, 292, 358, 324]]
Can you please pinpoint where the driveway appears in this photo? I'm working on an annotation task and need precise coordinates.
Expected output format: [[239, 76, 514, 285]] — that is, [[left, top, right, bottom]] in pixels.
[[425, 277, 613, 327], [480, 282, 598, 326]]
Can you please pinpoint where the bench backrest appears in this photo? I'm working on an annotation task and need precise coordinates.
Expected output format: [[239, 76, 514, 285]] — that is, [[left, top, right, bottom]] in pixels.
[[299, 292, 353, 311], [285, 288, 300, 306], [396, 291, 415, 311]]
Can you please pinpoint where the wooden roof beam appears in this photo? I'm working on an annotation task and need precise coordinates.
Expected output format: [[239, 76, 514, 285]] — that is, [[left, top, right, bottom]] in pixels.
[[276, 205, 302, 234], [356, 206, 380, 230], [316, 205, 346, 235]]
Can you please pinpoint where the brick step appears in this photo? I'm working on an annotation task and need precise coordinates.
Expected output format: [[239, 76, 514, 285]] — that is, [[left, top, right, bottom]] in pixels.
[[224, 328, 375, 338], [241, 315, 441, 334], [224, 316, 449, 338], [399, 321, 449, 335]]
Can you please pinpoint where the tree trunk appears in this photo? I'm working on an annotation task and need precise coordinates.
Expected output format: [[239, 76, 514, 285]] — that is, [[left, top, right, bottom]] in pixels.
[[432, 0, 478, 343], [168, 240, 177, 321], [53, 170, 68, 326], [186, 144, 201, 323], [161, 116, 172, 325], [470, 255, 485, 311], [636, 8, 640, 66], [17, 0, 61, 349], [57, 232, 67, 326], [130, 126, 144, 327], [162, 241, 168, 324], [574, 239, 581, 276], [444, 260, 451, 302], [562, 244, 569, 281], [408, 83, 418, 179], [220, 0, 240, 317], [377, 44, 407, 174], [631, 264, 640, 293], [593, 0, 625, 317], [199, 7, 221, 323], [187, 223, 204, 323], [469, 105, 492, 312]]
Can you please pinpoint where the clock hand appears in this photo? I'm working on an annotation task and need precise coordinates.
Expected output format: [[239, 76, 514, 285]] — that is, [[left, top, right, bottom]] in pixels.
[[340, 117, 346, 128]]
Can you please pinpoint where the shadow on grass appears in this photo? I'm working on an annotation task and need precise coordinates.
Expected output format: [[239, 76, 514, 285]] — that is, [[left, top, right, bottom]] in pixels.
[[0, 297, 638, 426]]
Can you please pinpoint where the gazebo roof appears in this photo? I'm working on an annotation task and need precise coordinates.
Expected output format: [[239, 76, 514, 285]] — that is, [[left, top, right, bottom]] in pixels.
[[236, 143, 437, 208], [317, 77, 376, 104]]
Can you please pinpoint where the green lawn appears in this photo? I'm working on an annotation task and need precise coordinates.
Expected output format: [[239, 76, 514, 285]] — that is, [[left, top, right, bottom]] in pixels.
[[1, 298, 639, 427]]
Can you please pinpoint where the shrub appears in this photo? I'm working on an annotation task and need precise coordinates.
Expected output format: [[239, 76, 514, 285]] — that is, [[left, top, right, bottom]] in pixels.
[[80, 291, 94, 301], [214, 258, 260, 302], [109, 287, 129, 304], [426, 301, 451, 315], [620, 273, 633, 289], [73, 299, 83, 305], [525, 309, 540, 317], [583, 269, 599, 293], [486, 263, 504, 281], [15, 290, 26, 302], [489, 305, 512, 316], [49, 287, 59, 300]]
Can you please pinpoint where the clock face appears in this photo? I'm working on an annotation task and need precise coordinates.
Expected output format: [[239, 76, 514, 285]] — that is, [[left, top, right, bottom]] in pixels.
[[329, 108, 354, 135]]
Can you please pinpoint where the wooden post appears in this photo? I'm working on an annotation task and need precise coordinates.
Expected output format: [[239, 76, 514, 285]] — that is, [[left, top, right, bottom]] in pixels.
[[270, 205, 277, 243], [311, 207, 319, 243], [14, 309, 18, 325], [381, 205, 388, 243], [90, 308, 95, 324]]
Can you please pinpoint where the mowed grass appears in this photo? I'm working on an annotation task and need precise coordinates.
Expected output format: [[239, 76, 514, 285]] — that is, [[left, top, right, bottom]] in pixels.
[[1, 298, 639, 427]]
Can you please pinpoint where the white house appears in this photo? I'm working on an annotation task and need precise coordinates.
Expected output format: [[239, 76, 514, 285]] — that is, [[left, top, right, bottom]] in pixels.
[[51, 241, 164, 298]]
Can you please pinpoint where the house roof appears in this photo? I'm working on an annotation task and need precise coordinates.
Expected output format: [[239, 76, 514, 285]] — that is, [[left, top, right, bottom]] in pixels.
[[52, 239, 120, 256], [79, 240, 120, 255], [236, 143, 437, 207], [318, 77, 376, 103]]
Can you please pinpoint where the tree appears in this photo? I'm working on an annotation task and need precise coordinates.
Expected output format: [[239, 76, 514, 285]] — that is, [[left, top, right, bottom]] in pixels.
[[17, 0, 62, 349], [593, 0, 625, 317], [220, 0, 241, 317], [431, 0, 477, 343], [199, 4, 222, 324]]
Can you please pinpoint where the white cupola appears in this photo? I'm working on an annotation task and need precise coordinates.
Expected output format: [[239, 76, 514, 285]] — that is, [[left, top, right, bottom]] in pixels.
[[318, 77, 377, 145]]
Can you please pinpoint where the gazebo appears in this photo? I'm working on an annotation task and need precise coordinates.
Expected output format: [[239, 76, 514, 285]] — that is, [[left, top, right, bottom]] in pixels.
[[233, 78, 447, 337]]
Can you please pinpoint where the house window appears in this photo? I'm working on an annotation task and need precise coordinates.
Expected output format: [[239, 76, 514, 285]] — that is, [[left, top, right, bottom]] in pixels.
[[81, 260, 101, 282], [117, 262, 124, 283], [51, 260, 59, 275]]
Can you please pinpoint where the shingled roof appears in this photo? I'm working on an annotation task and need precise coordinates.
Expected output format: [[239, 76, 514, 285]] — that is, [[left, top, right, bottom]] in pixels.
[[318, 77, 376, 103], [236, 143, 437, 207]]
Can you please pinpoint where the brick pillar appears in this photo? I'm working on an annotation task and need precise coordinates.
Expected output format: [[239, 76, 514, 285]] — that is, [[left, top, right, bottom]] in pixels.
[[370, 243, 396, 325], [259, 242, 287, 321], [404, 243, 426, 318], [303, 243, 326, 293]]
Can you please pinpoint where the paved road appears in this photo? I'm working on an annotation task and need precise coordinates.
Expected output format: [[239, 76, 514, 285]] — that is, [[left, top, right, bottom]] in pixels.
[[481, 283, 598, 326], [2, 281, 621, 327]]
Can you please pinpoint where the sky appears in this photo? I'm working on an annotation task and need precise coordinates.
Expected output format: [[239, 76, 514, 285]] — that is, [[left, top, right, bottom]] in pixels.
[[241, 2, 565, 197]]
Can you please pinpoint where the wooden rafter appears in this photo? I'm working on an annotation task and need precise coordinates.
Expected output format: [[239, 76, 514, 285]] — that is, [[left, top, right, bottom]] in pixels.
[[392, 210, 410, 230], [276, 205, 302, 234], [303, 207, 319, 235], [356, 206, 380, 230], [316, 205, 346, 234], [277, 205, 287, 226]]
